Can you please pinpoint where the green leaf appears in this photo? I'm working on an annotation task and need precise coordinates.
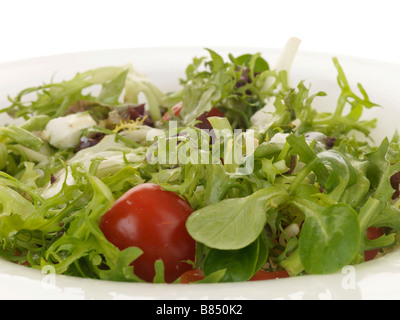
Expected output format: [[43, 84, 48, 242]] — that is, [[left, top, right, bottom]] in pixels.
[[153, 259, 165, 283], [0, 125, 44, 151], [284, 81, 326, 133], [208, 116, 233, 134], [339, 160, 370, 209], [0, 144, 7, 171], [202, 164, 235, 206], [294, 199, 361, 274], [250, 55, 270, 74], [99, 247, 144, 282], [187, 186, 289, 250], [192, 269, 226, 283], [254, 229, 270, 272], [20, 115, 51, 132], [202, 237, 260, 282], [101, 166, 144, 198], [98, 69, 129, 105], [205, 48, 225, 72], [168, 49, 275, 129], [317, 150, 354, 200], [366, 138, 400, 204], [286, 134, 329, 188], [307, 58, 379, 137], [230, 53, 270, 73], [254, 141, 284, 159], [4, 66, 127, 118], [371, 205, 400, 233]]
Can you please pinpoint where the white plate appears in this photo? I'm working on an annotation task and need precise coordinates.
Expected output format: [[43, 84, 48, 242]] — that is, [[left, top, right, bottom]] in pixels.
[[1, 47, 400, 300]]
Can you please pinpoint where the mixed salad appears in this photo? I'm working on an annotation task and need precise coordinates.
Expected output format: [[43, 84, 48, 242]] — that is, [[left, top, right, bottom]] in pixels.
[[0, 38, 399, 284]]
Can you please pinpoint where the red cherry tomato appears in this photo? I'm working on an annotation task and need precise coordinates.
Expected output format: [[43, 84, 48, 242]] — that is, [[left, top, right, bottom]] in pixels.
[[99, 183, 196, 283], [364, 227, 383, 262], [179, 269, 205, 284], [249, 270, 290, 281]]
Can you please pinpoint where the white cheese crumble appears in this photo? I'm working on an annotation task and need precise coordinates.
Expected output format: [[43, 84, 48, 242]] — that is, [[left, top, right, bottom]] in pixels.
[[42, 113, 96, 149]]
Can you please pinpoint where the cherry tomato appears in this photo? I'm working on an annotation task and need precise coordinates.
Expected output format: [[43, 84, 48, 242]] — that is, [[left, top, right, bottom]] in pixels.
[[364, 227, 383, 262], [179, 269, 205, 284], [99, 183, 196, 283], [249, 270, 290, 281]]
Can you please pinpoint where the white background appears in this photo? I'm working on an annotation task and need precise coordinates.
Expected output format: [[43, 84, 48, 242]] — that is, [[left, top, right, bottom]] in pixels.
[[0, 0, 399, 64]]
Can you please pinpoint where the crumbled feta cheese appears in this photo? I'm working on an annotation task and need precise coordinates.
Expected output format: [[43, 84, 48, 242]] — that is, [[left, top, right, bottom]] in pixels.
[[292, 119, 301, 130], [270, 133, 289, 144], [42, 113, 97, 149], [304, 131, 327, 143], [279, 223, 300, 246], [39, 135, 147, 199]]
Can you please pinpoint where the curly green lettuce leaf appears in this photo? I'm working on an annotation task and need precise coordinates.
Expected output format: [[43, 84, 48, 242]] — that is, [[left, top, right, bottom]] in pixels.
[[0, 161, 146, 281], [166, 49, 278, 129], [4, 67, 130, 119], [124, 65, 166, 122], [3, 65, 166, 127], [306, 57, 379, 138]]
